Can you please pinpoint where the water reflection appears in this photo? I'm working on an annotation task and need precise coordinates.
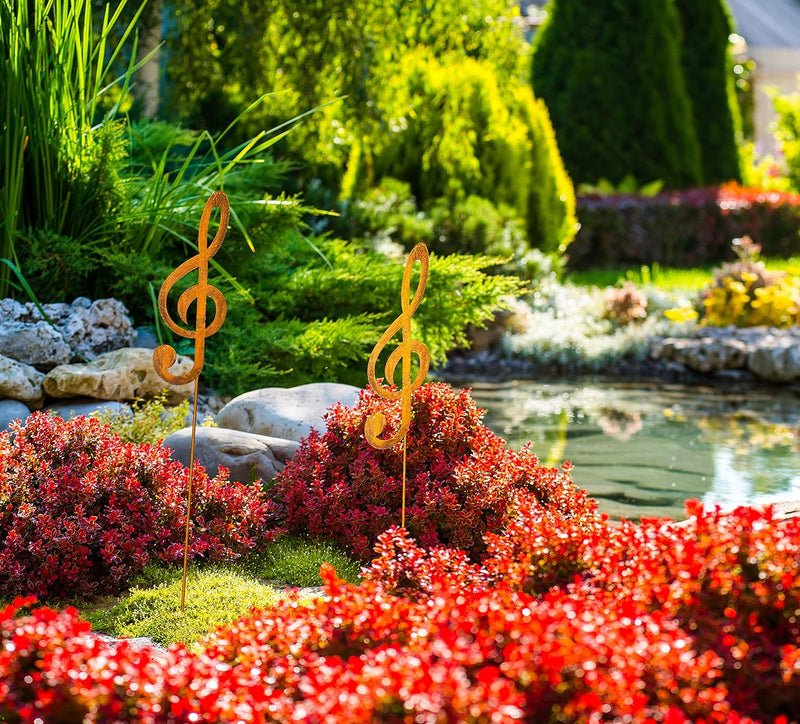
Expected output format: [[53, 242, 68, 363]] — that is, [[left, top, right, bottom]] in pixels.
[[466, 379, 800, 522]]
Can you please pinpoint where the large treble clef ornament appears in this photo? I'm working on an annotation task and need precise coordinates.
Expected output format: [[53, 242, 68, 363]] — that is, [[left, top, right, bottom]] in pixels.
[[153, 191, 229, 384], [153, 190, 229, 611], [365, 243, 430, 527]]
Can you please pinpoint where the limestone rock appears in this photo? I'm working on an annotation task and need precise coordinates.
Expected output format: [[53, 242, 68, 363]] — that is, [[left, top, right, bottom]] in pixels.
[[0, 400, 32, 430], [650, 337, 748, 374], [43, 347, 194, 401], [44, 398, 133, 422], [164, 426, 300, 484], [747, 345, 800, 383], [58, 298, 135, 360], [217, 382, 361, 441], [0, 321, 71, 368], [0, 297, 134, 367], [0, 354, 46, 407]]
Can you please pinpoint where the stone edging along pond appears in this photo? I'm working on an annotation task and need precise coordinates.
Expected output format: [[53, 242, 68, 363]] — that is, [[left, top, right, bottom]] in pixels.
[[438, 325, 800, 389]]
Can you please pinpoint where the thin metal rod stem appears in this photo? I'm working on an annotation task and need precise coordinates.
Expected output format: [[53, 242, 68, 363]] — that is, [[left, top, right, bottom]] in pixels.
[[402, 434, 407, 529], [180, 377, 199, 611]]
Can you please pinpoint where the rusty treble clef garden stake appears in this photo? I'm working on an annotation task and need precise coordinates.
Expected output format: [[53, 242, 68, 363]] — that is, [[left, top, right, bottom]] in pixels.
[[365, 242, 430, 528], [153, 190, 229, 610]]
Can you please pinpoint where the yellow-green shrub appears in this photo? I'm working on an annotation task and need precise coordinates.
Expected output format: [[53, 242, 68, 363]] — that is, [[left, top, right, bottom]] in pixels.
[[375, 50, 576, 254], [91, 392, 214, 446]]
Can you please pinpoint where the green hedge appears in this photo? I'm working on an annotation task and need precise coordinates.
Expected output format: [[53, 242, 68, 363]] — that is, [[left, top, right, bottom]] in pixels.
[[568, 184, 800, 269]]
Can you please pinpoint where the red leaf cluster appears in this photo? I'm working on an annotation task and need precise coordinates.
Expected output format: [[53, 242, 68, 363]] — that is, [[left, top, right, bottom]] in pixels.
[[3, 501, 800, 721], [273, 382, 597, 560], [0, 413, 281, 599]]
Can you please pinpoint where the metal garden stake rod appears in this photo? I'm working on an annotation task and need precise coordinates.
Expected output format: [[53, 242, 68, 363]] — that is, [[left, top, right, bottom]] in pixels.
[[153, 190, 229, 610], [365, 242, 430, 528]]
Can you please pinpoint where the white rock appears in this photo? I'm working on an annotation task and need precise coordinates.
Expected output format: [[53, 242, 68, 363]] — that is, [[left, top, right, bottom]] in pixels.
[[651, 337, 748, 374], [0, 297, 134, 367], [61, 298, 135, 361], [0, 354, 46, 407], [747, 345, 800, 383], [217, 382, 361, 441], [164, 427, 300, 484], [43, 347, 194, 401]]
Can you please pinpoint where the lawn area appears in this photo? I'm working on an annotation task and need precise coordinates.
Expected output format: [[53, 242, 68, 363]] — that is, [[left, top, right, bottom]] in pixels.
[[567, 255, 800, 293]]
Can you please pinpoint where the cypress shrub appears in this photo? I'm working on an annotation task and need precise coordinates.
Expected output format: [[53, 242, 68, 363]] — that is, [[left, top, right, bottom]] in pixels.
[[673, 0, 742, 184], [531, 0, 702, 190], [376, 50, 576, 254]]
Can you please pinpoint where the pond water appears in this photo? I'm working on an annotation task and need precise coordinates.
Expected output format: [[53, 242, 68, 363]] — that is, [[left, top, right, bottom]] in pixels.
[[466, 379, 800, 522]]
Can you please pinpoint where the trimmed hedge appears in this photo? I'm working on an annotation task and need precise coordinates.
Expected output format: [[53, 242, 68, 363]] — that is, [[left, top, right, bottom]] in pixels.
[[569, 183, 800, 269]]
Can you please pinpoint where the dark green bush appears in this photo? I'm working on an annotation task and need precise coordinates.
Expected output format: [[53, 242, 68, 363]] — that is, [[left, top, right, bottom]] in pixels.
[[531, 0, 702, 190], [673, 0, 742, 184]]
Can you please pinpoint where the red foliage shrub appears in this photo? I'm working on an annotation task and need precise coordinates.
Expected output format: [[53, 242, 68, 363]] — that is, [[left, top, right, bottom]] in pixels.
[[0, 414, 156, 599], [570, 182, 800, 269], [0, 596, 288, 723], [0, 413, 280, 600], [3, 407, 800, 720], [6, 502, 800, 724], [272, 382, 597, 560], [585, 502, 800, 719], [151, 462, 282, 565]]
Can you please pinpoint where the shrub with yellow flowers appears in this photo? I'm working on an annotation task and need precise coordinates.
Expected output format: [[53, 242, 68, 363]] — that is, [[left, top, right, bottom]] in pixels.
[[699, 236, 800, 328]]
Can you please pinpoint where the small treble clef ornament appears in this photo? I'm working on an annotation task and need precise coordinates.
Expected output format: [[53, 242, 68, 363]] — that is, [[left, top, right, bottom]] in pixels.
[[152, 190, 229, 384], [365, 242, 430, 527], [153, 190, 229, 611]]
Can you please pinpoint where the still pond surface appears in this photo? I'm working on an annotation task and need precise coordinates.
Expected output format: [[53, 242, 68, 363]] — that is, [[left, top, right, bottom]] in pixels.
[[466, 379, 800, 522]]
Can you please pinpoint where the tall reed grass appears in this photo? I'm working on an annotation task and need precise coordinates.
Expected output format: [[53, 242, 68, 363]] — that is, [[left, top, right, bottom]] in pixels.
[[0, 0, 147, 297]]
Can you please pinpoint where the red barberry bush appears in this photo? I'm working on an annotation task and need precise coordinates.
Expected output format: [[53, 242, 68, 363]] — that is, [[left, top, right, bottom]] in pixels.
[[0, 413, 280, 600], [272, 382, 597, 560], [5, 502, 800, 722], [0, 414, 157, 599]]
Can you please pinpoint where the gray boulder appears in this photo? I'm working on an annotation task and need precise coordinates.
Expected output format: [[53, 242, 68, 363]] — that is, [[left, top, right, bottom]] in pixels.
[[0, 400, 32, 431], [44, 398, 133, 422], [58, 298, 135, 360], [163, 426, 300, 484], [0, 321, 71, 368], [651, 337, 748, 374], [0, 354, 46, 407], [747, 345, 800, 383], [217, 382, 361, 442], [44, 347, 194, 401]]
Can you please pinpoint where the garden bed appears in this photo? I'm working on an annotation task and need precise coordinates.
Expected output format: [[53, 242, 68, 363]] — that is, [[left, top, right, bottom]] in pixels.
[[3, 383, 800, 722]]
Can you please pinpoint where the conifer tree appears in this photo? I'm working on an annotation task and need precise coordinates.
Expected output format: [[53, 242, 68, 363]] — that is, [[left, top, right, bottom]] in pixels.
[[673, 0, 742, 183], [531, 0, 702, 189]]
